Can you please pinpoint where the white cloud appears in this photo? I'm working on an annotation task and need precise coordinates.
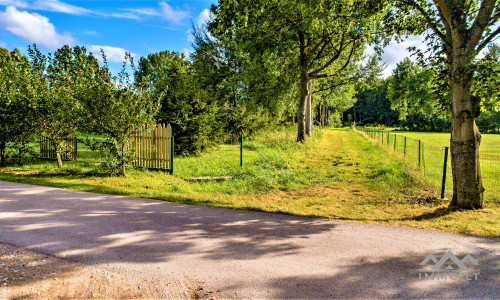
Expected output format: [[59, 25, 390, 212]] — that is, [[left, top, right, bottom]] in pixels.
[[123, 7, 161, 17], [0, 0, 28, 8], [104, 12, 141, 20], [32, 0, 91, 15], [183, 47, 192, 58], [0, 6, 74, 50], [82, 30, 97, 35], [89, 45, 136, 63], [366, 35, 426, 78], [0, 0, 151, 20], [159, 2, 188, 24], [197, 8, 211, 27]]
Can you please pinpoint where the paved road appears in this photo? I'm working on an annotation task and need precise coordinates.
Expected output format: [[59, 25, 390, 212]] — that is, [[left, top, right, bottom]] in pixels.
[[0, 181, 499, 298]]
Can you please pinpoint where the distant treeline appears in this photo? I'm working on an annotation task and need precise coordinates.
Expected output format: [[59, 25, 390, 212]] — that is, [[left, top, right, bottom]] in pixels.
[[345, 45, 500, 133]]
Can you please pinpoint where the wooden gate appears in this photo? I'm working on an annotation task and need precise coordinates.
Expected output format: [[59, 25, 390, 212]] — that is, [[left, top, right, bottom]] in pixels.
[[130, 123, 173, 172], [40, 136, 77, 161]]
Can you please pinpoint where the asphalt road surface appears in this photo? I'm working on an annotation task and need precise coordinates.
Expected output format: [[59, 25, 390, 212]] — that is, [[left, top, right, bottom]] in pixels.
[[1, 181, 499, 298]]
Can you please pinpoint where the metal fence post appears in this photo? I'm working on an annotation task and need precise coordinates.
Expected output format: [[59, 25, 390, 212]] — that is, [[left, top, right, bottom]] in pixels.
[[387, 132, 390, 146], [240, 133, 243, 167], [440, 146, 449, 199], [404, 137, 407, 156], [418, 140, 421, 168], [394, 135, 397, 151]]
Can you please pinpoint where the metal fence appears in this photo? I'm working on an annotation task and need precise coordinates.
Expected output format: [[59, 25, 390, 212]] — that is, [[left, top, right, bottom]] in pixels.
[[356, 127, 500, 203]]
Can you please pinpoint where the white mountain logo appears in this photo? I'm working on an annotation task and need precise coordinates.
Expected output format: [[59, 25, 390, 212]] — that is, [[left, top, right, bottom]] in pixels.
[[420, 251, 479, 270]]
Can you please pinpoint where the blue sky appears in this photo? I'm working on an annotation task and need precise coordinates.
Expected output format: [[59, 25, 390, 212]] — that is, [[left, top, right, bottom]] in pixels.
[[0, 0, 217, 74], [0, 0, 441, 77]]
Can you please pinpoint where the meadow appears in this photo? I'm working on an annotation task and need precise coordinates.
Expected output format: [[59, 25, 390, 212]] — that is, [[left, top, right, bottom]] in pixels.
[[361, 129, 500, 204], [0, 127, 499, 236]]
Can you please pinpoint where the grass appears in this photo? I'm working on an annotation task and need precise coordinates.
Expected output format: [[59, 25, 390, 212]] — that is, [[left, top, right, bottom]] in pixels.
[[359, 129, 500, 204], [0, 127, 499, 237]]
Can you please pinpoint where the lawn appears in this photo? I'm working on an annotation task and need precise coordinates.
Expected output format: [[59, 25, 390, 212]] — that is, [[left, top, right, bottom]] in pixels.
[[0, 128, 499, 237], [358, 128, 500, 205]]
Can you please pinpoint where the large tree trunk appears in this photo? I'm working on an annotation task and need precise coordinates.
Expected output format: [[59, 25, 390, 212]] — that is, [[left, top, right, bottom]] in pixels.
[[297, 73, 310, 142], [448, 52, 483, 209], [305, 80, 313, 136]]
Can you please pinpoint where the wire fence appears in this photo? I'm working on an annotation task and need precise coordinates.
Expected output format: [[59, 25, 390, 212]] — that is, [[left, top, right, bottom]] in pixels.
[[356, 127, 500, 204]]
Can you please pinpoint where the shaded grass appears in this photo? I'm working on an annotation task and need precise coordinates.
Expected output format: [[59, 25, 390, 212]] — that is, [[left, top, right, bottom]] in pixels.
[[0, 128, 499, 237]]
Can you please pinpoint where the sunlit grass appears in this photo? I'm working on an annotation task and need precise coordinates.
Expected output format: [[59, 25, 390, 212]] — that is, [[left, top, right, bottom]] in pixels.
[[0, 127, 499, 237]]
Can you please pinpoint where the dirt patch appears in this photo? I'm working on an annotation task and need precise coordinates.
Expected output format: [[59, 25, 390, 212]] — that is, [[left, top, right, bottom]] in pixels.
[[0, 243, 217, 299]]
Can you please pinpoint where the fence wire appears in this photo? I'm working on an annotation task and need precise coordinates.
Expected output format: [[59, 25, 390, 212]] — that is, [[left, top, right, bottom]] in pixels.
[[357, 127, 499, 203]]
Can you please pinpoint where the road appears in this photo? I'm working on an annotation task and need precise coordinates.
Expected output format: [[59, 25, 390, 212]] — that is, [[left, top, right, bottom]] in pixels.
[[0, 181, 499, 298]]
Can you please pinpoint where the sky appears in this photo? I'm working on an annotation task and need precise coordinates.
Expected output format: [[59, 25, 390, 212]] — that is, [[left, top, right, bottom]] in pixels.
[[0, 0, 428, 77]]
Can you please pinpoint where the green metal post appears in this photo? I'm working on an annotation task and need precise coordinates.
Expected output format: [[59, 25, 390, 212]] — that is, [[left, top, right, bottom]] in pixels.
[[440, 146, 449, 199], [387, 132, 390, 146], [418, 140, 421, 168], [404, 137, 407, 156], [171, 135, 175, 174], [240, 133, 243, 167], [394, 135, 397, 151], [382, 132, 384, 144]]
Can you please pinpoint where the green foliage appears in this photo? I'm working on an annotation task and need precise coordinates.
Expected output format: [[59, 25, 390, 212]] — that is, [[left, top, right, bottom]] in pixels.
[[352, 78, 399, 126], [476, 109, 500, 133], [387, 58, 441, 120], [135, 50, 222, 155], [84, 53, 160, 176], [0, 47, 38, 166], [210, 0, 391, 140], [31, 45, 101, 168], [474, 43, 500, 111]]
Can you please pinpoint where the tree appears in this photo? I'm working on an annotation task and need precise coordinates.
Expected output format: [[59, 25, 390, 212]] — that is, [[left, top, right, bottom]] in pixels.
[[31, 45, 100, 168], [135, 50, 221, 154], [387, 58, 442, 122], [210, 0, 389, 142], [0, 48, 38, 166], [391, 0, 500, 209], [84, 53, 160, 176]]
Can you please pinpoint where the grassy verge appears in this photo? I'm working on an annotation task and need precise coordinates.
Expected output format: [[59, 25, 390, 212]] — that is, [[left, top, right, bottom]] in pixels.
[[0, 128, 499, 237]]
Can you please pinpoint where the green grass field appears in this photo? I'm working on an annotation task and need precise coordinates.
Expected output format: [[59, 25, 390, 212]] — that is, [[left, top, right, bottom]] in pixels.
[[0, 128, 499, 236], [359, 129, 500, 205]]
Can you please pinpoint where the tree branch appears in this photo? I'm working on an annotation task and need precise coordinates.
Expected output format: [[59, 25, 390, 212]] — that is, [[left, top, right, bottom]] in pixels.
[[309, 32, 345, 76], [469, 0, 497, 51], [476, 25, 500, 54], [396, 0, 447, 41], [312, 77, 357, 93], [310, 41, 356, 79]]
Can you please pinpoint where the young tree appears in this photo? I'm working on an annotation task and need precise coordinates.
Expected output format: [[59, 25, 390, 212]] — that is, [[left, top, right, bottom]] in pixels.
[[85, 53, 160, 176], [391, 0, 500, 209], [31, 45, 100, 168], [210, 0, 390, 142], [0, 48, 38, 166]]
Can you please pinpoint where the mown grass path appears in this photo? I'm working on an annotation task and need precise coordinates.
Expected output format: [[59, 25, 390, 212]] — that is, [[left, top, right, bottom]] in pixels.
[[0, 129, 498, 236]]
